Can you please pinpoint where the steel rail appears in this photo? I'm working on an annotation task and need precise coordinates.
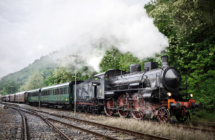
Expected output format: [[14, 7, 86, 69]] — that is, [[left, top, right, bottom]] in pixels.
[[14, 109, 28, 140], [170, 124, 215, 133], [10, 107, 71, 140], [48, 118, 118, 140], [12, 107, 118, 140], [21, 107, 170, 140]]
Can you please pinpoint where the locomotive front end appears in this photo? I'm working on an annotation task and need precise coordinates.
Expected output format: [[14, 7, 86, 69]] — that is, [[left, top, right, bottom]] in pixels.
[[159, 55, 202, 122]]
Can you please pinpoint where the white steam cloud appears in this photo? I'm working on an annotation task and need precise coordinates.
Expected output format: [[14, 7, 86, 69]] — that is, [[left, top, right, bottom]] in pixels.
[[0, 0, 168, 77], [65, 1, 169, 71]]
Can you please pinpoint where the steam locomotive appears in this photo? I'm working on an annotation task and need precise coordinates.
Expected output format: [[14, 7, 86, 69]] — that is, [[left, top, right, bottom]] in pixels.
[[1, 55, 201, 123], [74, 55, 201, 122]]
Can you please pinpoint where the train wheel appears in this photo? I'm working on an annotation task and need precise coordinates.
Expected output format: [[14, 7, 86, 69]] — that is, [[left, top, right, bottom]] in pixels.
[[176, 108, 189, 123], [84, 106, 88, 113], [77, 105, 82, 112], [104, 99, 114, 116], [176, 115, 188, 123], [157, 107, 170, 123], [131, 94, 146, 120], [92, 106, 99, 114], [117, 94, 129, 118]]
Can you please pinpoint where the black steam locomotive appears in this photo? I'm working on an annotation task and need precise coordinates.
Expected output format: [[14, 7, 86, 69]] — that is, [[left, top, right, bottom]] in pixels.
[[75, 55, 201, 122]]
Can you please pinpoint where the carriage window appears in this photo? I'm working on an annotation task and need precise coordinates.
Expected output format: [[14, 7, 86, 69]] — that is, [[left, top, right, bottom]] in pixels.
[[62, 88, 64, 94], [55, 89, 59, 95], [60, 88, 62, 94], [64, 88, 66, 94]]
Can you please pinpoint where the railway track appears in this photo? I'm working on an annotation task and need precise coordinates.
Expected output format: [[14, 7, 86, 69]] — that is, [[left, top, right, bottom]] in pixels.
[[29, 105, 215, 130], [22, 106, 215, 134], [11, 107, 71, 140], [2, 102, 215, 138], [12, 108, 28, 140], [12, 106, 170, 140]]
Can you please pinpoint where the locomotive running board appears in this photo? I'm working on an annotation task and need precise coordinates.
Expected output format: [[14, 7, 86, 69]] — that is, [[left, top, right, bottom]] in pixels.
[[105, 87, 157, 94]]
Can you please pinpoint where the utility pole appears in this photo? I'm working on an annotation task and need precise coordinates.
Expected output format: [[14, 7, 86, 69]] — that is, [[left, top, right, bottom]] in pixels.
[[70, 54, 81, 116], [10, 86, 15, 103]]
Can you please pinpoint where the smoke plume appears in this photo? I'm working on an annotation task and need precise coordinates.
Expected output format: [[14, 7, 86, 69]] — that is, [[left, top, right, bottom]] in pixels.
[[0, 0, 168, 77]]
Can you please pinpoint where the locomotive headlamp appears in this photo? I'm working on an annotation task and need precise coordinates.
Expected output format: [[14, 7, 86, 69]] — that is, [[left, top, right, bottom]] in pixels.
[[190, 93, 193, 98], [167, 92, 171, 97]]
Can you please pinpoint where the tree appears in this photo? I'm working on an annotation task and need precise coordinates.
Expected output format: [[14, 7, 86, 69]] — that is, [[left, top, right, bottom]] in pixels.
[[99, 47, 162, 72], [20, 71, 44, 91], [145, 0, 215, 112], [0, 81, 19, 95]]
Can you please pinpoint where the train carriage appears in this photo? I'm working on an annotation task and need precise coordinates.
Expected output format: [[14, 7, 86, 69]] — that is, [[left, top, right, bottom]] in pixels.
[[5, 95, 9, 102], [9, 94, 15, 102], [15, 92, 26, 103], [40, 81, 82, 109], [26, 89, 40, 105], [1, 96, 6, 102]]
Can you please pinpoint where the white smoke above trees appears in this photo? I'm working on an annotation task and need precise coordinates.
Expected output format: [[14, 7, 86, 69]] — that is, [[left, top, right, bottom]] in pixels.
[[0, 0, 168, 77], [64, 1, 169, 71]]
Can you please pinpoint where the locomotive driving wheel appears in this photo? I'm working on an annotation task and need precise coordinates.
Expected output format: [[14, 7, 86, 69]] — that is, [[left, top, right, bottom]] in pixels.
[[157, 107, 170, 123], [104, 99, 115, 116], [117, 94, 129, 118], [131, 94, 146, 120], [176, 107, 189, 123]]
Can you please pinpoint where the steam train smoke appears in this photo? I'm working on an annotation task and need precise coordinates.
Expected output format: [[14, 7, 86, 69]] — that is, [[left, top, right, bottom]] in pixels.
[[62, 1, 169, 71], [0, 0, 169, 77]]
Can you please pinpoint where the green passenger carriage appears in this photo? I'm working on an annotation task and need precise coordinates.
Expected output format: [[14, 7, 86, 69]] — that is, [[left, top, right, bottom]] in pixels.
[[26, 89, 40, 105], [25, 81, 82, 109], [40, 82, 72, 108]]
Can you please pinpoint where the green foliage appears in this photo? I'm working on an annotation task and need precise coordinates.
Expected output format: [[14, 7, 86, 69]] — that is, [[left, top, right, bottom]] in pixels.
[[99, 47, 163, 72], [43, 67, 72, 86], [146, 0, 215, 114], [43, 66, 97, 86], [0, 81, 19, 95], [20, 71, 44, 91], [99, 47, 141, 72]]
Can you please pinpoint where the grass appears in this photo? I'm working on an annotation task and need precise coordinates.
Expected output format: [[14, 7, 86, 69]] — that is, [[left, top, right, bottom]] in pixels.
[[93, 116, 214, 140], [189, 109, 215, 124]]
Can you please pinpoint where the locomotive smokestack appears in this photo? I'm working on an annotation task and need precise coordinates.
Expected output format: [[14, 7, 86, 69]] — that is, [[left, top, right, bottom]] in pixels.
[[162, 55, 168, 66]]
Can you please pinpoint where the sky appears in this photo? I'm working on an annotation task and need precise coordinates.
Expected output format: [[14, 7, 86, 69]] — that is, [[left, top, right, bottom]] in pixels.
[[0, 0, 168, 78]]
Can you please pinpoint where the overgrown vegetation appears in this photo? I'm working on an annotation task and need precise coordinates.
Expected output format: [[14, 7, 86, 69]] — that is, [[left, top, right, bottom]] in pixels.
[[99, 117, 213, 140]]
